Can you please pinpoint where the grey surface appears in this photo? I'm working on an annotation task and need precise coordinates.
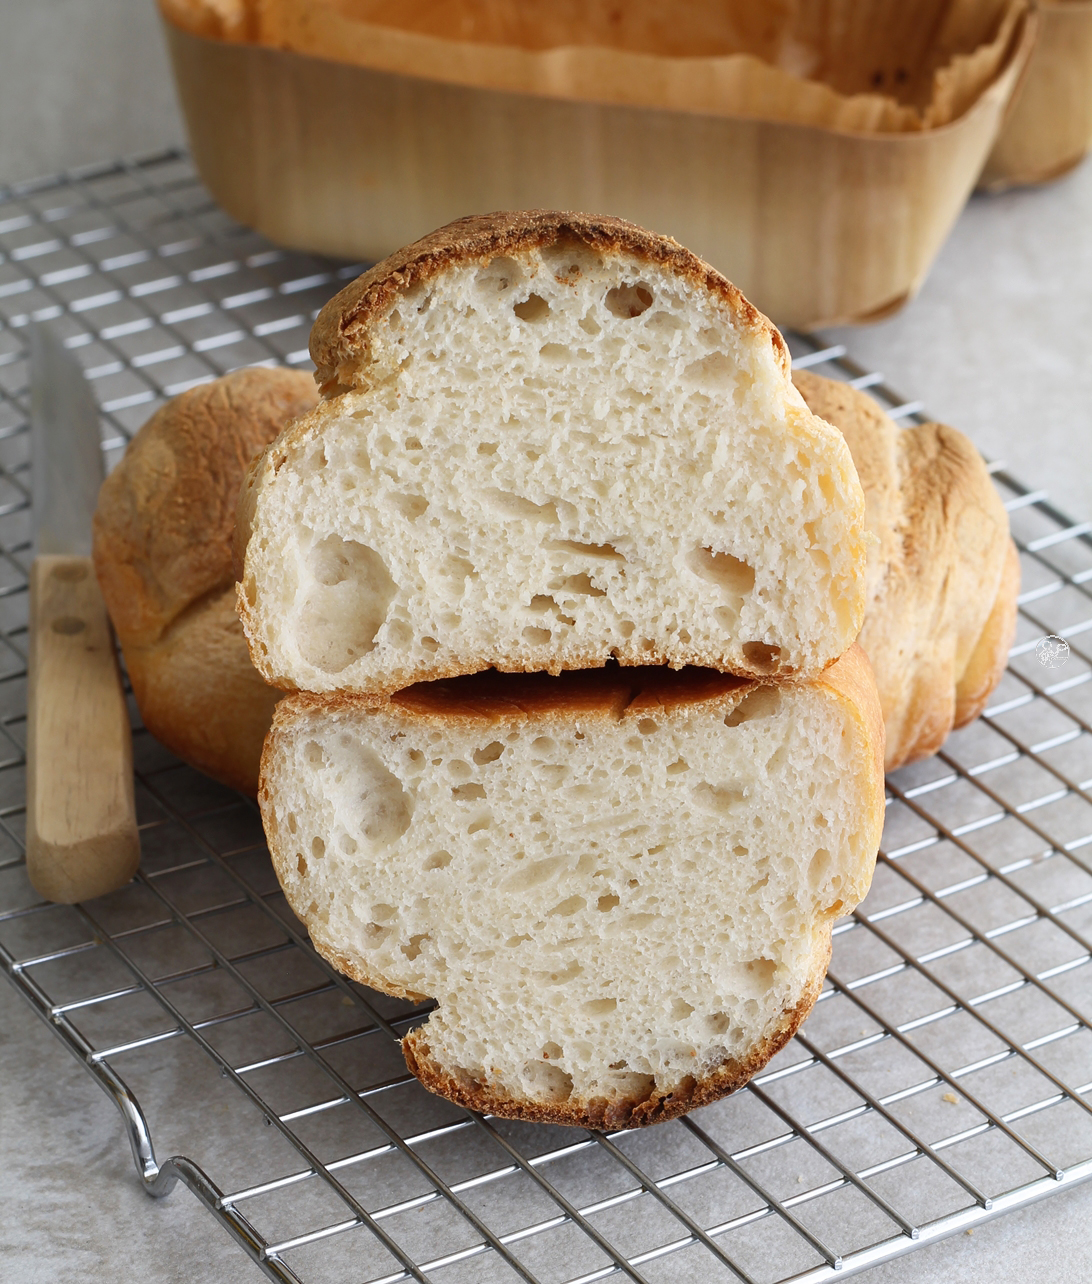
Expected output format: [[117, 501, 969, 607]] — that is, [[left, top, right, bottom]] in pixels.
[[0, 0, 184, 187], [825, 158, 1092, 529], [0, 144, 1091, 1284]]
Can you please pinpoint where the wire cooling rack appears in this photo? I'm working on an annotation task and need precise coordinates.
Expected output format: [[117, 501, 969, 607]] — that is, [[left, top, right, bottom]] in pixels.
[[1, 149, 1091, 1284]]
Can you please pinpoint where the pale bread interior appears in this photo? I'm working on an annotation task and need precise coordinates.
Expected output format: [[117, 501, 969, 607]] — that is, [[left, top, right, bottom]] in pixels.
[[240, 242, 865, 693], [262, 670, 879, 1118]]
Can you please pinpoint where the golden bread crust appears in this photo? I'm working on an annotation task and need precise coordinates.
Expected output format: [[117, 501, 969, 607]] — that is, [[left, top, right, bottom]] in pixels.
[[793, 370, 1016, 771], [127, 589, 283, 795], [93, 368, 318, 792], [308, 209, 790, 395]]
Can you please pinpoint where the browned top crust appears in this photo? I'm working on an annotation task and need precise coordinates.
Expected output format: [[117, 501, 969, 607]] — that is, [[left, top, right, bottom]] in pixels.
[[93, 368, 318, 648], [309, 210, 789, 395]]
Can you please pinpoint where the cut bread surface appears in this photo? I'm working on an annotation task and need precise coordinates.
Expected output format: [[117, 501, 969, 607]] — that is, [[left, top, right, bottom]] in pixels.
[[261, 652, 884, 1127], [238, 212, 867, 693]]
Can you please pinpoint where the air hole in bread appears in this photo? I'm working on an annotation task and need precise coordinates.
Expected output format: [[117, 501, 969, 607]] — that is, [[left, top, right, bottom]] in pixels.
[[452, 782, 487, 801], [724, 687, 782, 727], [286, 813, 298, 834], [339, 834, 358, 854], [548, 572, 605, 597], [707, 1012, 731, 1035], [671, 998, 694, 1020], [424, 849, 451, 871], [390, 492, 428, 520], [585, 998, 617, 1016], [481, 489, 558, 522], [348, 747, 413, 847], [473, 741, 504, 765], [542, 237, 602, 281], [475, 256, 524, 294], [523, 626, 552, 645], [606, 283, 653, 318], [467, 814, 492, 834], [386, 619, 413, 650], [524, 1061, 574, 1101], [746, 958, 777, 987], [539, 342, 570, 363], [299, 535, 398, 673], [312, 836, 325, 860], [440, 554, 477, 582], [684, 351, 740, 392], [402, 933, 429, 960], [477, 441, 498, 455], [543, 538, 625, 561], [597, 893, 620, 912], [502, 855, 563, 892], [666, 758, 689, 776], [637, 718, 659, 735], [513, 293, 550, 322], [551, 895, 586, 917], [296, 854, 307, 876], [687, 546, 755, 597], [421, 636, 439, 652], [742, 641, 782, 671], [692, 782, 746, 816], [808, 848, 832, 891]]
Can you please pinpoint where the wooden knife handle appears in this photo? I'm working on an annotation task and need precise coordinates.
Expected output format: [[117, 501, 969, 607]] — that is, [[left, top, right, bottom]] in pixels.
[[26, 555, 140, 903]]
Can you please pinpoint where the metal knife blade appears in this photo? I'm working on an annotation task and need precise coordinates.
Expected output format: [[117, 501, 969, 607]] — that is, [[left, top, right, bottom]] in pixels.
[[31, 324, 105, 556], [25, 323, 140, 904]]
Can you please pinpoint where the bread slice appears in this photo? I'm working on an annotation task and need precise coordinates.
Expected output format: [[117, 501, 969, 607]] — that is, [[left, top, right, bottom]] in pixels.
[[260, 649, 885, 1128], [236, 212, 867, 695], [793, 371, 1018, 771], [93, 368, 318, 793]]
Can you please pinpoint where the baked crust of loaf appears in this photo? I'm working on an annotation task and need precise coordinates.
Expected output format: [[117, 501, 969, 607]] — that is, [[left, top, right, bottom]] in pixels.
[[93, 368, 318, 793], [261, 647, 884, 1127], [309, 209, 791, 396], [793, 370, 1017, 771]]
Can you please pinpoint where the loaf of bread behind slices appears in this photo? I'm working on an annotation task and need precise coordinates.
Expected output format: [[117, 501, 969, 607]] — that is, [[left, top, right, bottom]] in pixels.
[[93, 368, 318, 793], [260, 650, 885, 1128], [794, 371, 1018, 771], [236, 211, 868, 696]]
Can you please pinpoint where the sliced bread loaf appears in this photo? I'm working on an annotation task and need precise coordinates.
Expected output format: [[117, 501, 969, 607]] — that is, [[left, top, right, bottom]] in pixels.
[[793, 371, 1018, 771], [237, 212, 867, 694], [259, 649, 885, 1127]]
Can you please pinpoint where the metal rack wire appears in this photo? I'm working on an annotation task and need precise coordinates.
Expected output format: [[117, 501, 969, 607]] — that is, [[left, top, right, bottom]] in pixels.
[[1, 150, 1090, 1284]]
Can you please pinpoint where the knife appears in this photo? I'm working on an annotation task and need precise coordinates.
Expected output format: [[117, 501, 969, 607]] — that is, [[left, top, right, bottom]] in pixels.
[[26, 324, 140, 903]]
